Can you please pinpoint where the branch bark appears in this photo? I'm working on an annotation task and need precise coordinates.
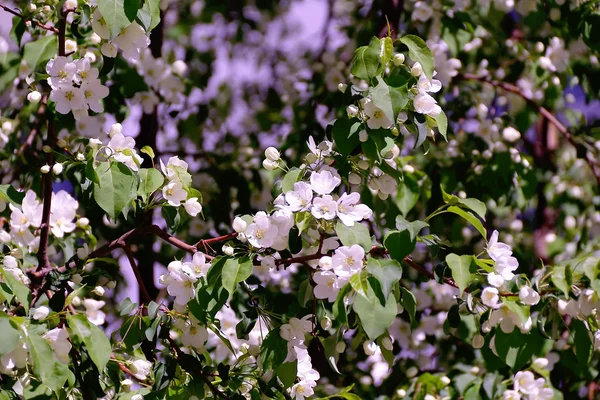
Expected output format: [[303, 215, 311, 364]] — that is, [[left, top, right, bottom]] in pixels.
[[0, 3, 59, 33]]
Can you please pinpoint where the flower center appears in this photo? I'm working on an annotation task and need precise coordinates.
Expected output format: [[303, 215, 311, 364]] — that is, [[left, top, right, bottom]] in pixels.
[[65, 91, 75, 101], [255, 229, 264, 239]]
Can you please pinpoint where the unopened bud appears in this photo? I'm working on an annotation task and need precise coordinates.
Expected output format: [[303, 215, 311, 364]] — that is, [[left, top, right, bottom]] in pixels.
[[27, 91, 42, 103], [346, 105, 359, 117], [410, 62, 423, 77], [52, 163, 64, 175], [393, 53, 405, 66], [338, 83, 347, 93], [101, 43, 117, 58], [40, 165, 51, 174], [320, 316, 332, 330], [264, 147, 280, 161]]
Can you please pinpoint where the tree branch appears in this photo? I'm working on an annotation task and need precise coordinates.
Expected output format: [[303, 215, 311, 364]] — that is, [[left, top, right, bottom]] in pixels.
[[0, 3, 59, 33], [123, 245, 152, 303], [462, 73, 600, 186]]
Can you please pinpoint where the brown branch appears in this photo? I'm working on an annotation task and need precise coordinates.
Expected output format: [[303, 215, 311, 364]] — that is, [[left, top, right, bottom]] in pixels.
[[275, 252, 324, 267], [0, 3, 59, 33], [110, 355, 148, 385], [151, 225, 198, 254], [123, 245, 152, 303], [462, 73, 600, 186], [36, 12, 67, 272], [194, 232, 237, 251], [166, 336, 230, 399]]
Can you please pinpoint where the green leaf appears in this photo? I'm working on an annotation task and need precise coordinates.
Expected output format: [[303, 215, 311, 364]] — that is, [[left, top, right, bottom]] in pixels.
[[10, 16, 26, 47], [354, 282, 397, 340], [140, 145, 155, 160], [67, 314, 112, 372], [396, 173, 420, 216], [276, 362, 297, 389], [0, 184, 25, 206], [333, 284, 352, 325], [572, 319, 593, 365], [503, 298, 530, 324], [434, 110, 448, 141], [94, 161, 138, 219], [297, 279, 313, 307], [295, 211, 313, 234], [414, 116, 429, 148], [381, 37, 393, 65], [457, 198, 487, 220], [26, 332, 70, 393], [137, 168, 164, 202], [366, 258, 402, 300], [320, 335, 342, 374], [349, 270, 369, 298], [394, 215, 429, 242], [124, 0, 143, 21], [447, 205, 487, 240], [552, 264, 570, 296], [221, 257, 252, 295], [98, 0, 132, 38], [335, 221, 371, 252], [350, 37, 382, 81], [119, 297, 138, 316], [383, 229, 415, 262], [137, 0, 161, 31], [399, 287, 417, 327], [2, 269, 31, 313], [0, 318, 21, 356], [281, 168, 303, 193], [259, 330, 288, 372], [445, 254, 476, 293], [370, 77, 396, 125], [332, 117, 361, 157], [494, 330, 540, 370], [399, 35, 434, 78], [23, 35, 57, 71]]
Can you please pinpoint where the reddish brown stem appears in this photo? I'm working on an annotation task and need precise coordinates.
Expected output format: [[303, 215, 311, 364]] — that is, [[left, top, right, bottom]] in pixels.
[[123, 246, 152, 303], [0, 3, 59, 33], [462, 73, 600, 186]]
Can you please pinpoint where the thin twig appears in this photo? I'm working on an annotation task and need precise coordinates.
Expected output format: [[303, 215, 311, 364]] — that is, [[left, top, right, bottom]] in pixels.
[[462, 73, 600, 186], [123, 246, 152, 303], [0, 3, 59, 33]]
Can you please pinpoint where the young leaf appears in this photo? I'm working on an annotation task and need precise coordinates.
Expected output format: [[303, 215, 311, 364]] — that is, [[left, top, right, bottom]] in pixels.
[[221, 257, 253, 295], [335, 221, 372, 252], [0, 318, 21, 356], [97, 0, 133, 38], [259, 330, 288, 372], [26, 332, 71, 393], [23, 35, 57, 71], [67, 314, 112, 372], [93, 161, 138, 220], [350, 37, 382, 81], [0, 184, 25, 206], [445, 253, 476, 293], [447, 206, 487, 240], [281, 168, 303, 193], [383, 229, 415, 262], [2, 269, 31, 313], [434, 110, 448, 141], [366, 257, 403, 300], [137, 168, 164, 202], [399, 35, 434, 78], [353, 281, 397, 340]]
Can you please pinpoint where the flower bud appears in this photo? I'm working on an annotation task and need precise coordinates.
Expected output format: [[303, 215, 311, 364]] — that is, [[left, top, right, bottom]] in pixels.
[[90, 33, 102, 44], [346, 105, 359, 117], [93, 286, 105, 296], [358, 130, 368, 142], [27, 3, 37, 12], [121, 379, 133, 392], [264, 147, 280, 161], [76, 152, 85, 161], [262, 159, 279, 171], [71, 274, 83, 284], [101, 43, 118, 58], [393, 53, 405, 66], [232, 216, 247, 233], [410, 62, 423, 77], [381, 336, 393, 351], [65, 0, 78, 9], [52, 163, 64, 175], [109, 123, 122, 137], [33, 306, 50, 320], [27, 91, 42, 103], [336, 341, 346, 353], [406, 366, 418, 378], [40, 165, 51, 174], [363, 341, 378, 356], [440, 376, 451, 386], [172, 60, 188, 76], [348, 172, 362, 185], [357, 160, 369, 170], [107, 281, 116, 289], [502, 127, 521, 142], [320, 316, 332, 330], [337, 83, 347, 93], [397, 389, 407, 397], [472, 333, 484, 349], [43, 145, 52, 153], [470, 366, 480, 374], [57, 138, 67, 148], [391, 126, 399, 136], [223, 244, 234, 256]]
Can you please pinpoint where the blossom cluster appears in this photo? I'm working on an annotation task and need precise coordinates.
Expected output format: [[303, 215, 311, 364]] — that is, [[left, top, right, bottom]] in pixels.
[[160, 156, 202, 216], [46, 57, 109, 118]]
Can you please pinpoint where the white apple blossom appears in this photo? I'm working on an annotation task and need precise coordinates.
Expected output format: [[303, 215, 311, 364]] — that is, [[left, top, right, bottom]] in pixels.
[[184, 197, 202, 216], [107, 133, 144, 171], [519, 286, 540, 305], [33, 306, 50, 320], [364, 101, 393, 130], [246, 212, 279, 248], [181, 323, 209, 349], [481, 287, 500, 308], [112, 23, 150, 62], [190, 252, 211, 278], [130, 359, 152, 380], [83, 299, 106, 325], [290, 380, 316, 400], [331, 244, 365, 278], [43, 327, 72, 364], [307, 137, 333, 159], [50, 190, 78, 238], [311, 195, 338, 220], [414, 92, 441, 116], [336, 192, 372, 226], [232, 216, 247, 233], [309, 170, 341, 195], [162, 261, 198, 305], [313, 270, 344, 302], [285, 182, 313, 212]]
